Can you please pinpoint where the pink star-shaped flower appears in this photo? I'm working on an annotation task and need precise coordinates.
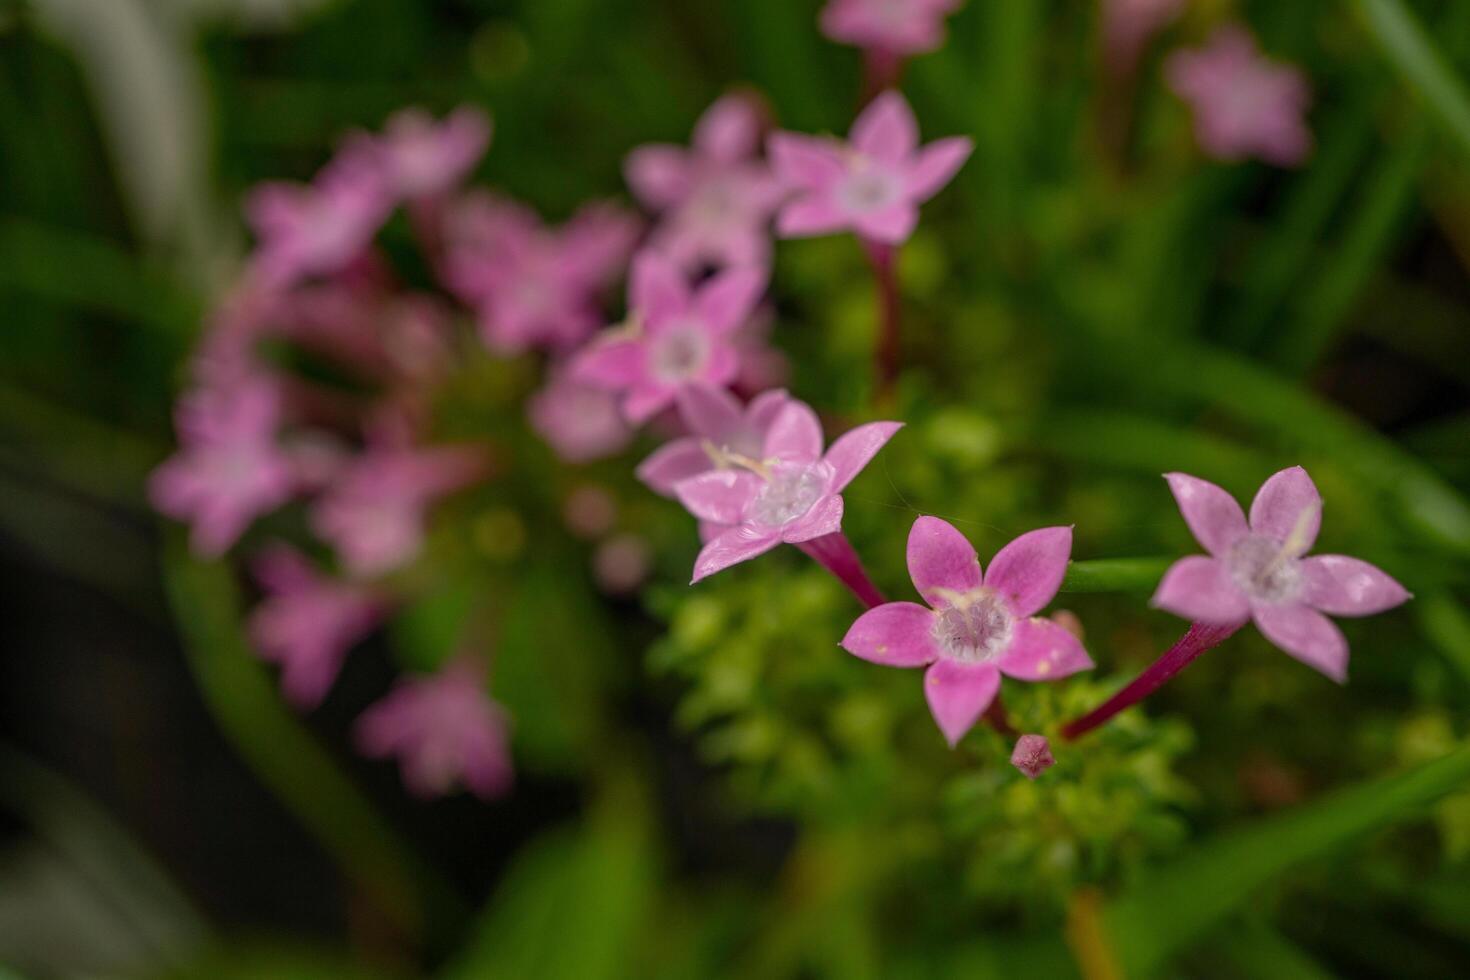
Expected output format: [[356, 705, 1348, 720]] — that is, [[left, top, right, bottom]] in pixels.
[[571, 251, 767, 425], [355, 656, 513, 800], [1165, 26, 1312, 167], [768, 91, 973, 245], [819, 0, 963, 57], [673, 399, 901, 582], [842, 517, 1093, 746], [626, 92, 783, 274], [248, 545, 384, 709], [1153, 467, 1411, 683], [355, 105, 491, 201], [150, 378, 297, 557]]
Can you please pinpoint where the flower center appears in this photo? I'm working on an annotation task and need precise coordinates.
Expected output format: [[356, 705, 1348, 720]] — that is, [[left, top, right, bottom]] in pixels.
[[931, 589, 1014, 663], [839, 164, 901, 214], [748, 461, 831, 526], [1226, 533, 1303, 604], [649, 325, 709, 382]]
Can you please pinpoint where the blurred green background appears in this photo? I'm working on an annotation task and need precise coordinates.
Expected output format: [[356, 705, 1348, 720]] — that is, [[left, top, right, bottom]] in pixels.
[[3, 0, 1470, 977]]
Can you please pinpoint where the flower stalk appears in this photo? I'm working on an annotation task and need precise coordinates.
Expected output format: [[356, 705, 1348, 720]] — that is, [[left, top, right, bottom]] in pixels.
[[794, 531, 887, 609], [862, 239, 902, 402]]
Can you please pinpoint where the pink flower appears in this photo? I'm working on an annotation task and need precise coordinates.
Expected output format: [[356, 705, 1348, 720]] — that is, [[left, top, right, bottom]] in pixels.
[[819, 0, 963, 57], [625, 93, 783, 274], [674, 400, 901, 582], [768, 91, 973, 245], [571, 252, 767, 424], [527, 371, 634, 463], [248, 545, 383, 709], [311, 444, 486, 577], [636, 384, 791, 497], [150, 378, 296, 556], [1010, 734, 1056, 779], [1153, 467, 1411, 683], [1165, 26, 1312, 167], [842, 517, 1092, 746], [245, 152, 393, 288], [593, 533, 653, 595], [357, 106, 491, 200], [442, 192, 640, 353], [355, 657, 513, 800], [1101, 0, 1184, 71]]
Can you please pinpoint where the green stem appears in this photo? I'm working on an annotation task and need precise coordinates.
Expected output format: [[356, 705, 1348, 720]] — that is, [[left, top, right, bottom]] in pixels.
[[1060, 558, 1174, 594], [1356, 0, 1470, 158]]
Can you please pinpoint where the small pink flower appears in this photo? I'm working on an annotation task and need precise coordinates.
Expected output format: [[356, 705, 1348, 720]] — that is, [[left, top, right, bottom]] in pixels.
[[571, 252, 767, 424], [1153, 466, 1411, 683], [248, 545, 383, 709], [527, 371, 634, 463], [768, 91, 973, 245], [842, 517, 1092, 746], [637, 384, 791, 497], [1010, 734, 1056, 780], [1165, 26, 1313, 167], [355, 656, 513, 800], [311, 444, 486, 577], [1101, 0, 1184, 71], [150, 378, 296, 556], [819, 0, 963, 57], [358, 106, 491, 200], [625, 93, 783, 274], [593, 533, 653, 595], [245, 152, 394, 288], [674, 400, 901, 582]]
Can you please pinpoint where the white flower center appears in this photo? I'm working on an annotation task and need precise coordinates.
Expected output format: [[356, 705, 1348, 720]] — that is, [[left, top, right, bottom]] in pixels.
[[931, 589, 1014, 663], [748, 461, 831, 526], [839, 164, 901, 214], [650, 325, 709, 382], [1226, 533, 1303, 604]]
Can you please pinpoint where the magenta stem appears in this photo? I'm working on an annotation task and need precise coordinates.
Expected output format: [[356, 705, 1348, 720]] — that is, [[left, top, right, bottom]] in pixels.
[[861, 239, 902, 402], [861, 48, 904, 103], [794, 531, 886, 609], [1060, 620, 1246, 741]]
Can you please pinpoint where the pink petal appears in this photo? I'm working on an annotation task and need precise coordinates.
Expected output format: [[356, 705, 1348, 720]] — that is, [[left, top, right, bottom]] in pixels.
[[746, 387, 791, 433], [629, 251, 691, 324], [853, 204, 920, 244], [996, 617, 1095, 681], [636, 438, 712, 496], [1253, 602, 1348, 683], [692, 523, 782, 582], [1010, 734, 1055, 780], [1249, 466, 1321, 552], [673, 469, 762, 525], [1151, 555, 1251, 623], [1300, 555, 1411, 617], [850, 91, 919, 163], [906, 515, 983, 606], [905, 137, 973, 200], [763, 402, 825, 462], [841, 602, 940, 666], [767, 132, 846, 189], [983, 526, 1072, 617], [1164, 472, 1248, 557], [824, 420, 903, 492], [624, 145, 692, 209], [780, 493, 843, 542], [693, 93, 762, 163], [675, 384, 743, 439], [623, 382, 674, 425], [775, 197, 851, 238], [694, 265, 768, 334], [571, 339, 644, 388], [924, 659, 1001, 747]]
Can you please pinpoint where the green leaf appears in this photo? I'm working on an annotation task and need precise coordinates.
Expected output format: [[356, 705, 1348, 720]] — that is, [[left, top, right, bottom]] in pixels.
[[1357, 0, 1470, 158]]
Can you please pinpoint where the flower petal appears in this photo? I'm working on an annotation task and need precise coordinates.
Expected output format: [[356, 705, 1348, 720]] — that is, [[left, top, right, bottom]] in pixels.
[[767, 132, 847, 189], [924, 659, 1001, 747], [629, 250, 691, 324], [775, 196, 850, 238], [693, 93, 762, 163], [906, 515, 983, 606], [763, 401, 825, 462], [675, 384, 743, 440], [673, 469, 762, 525], [1300, 555, 1411, 617], [853, 204, 919, 244], [571, 338, 643, 388], [851, 91, 919, 162], [1249, 466, 1321, 552], [1151, 555, 1251, 623], [781, 493, 843, 542], [996, 617, 1095, 681], [692, 523, 781, 582], [622, 382, 674, 425], [841, 602, 940, 666], [1164, 472, 1248, 556], [905, 137, 973, 200], [983, 526, 1072, 617], [636, 438, 712, 496], [1253, 602, 1348, 683], [824, 420, 903, 492], [694, 264, 768, 334], [624, 145, 691, 209], [745, 387, 791, 433]]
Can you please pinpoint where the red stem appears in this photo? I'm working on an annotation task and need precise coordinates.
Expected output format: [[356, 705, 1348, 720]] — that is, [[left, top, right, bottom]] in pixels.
[[860, 48, 905, 104], [862, 239, 902, 402], [1060, 620, 1246, 741], [794, 531, 886, 609]]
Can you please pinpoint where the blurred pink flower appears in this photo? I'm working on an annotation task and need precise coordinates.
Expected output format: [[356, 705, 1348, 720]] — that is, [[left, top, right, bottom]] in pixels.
[[675, 399, 901, 582], [355, 656, 513, 800], [637, 384, 790, 497], [593, 533, 653, 595], [527, 371, 634, 463], [150, 378, 296, 556], [842, 517, 1092, 746], [248, 545, 384, 709], [1165, 26, 1312, 167], [625, 93, 783, 274], [1100, 0, 1184, 71], [731, 304, 791, 397], [571, 252, 767, 424], [311, 444, 486, 577], [442, 192, 640, 353], [819, 0, 962, 57], [1153, 467, 1410, 683], [357, 106, 491, 200], [563, 484, 619, 538], [768, 91, 972, 245], [1010, 734, 1056, 779]]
